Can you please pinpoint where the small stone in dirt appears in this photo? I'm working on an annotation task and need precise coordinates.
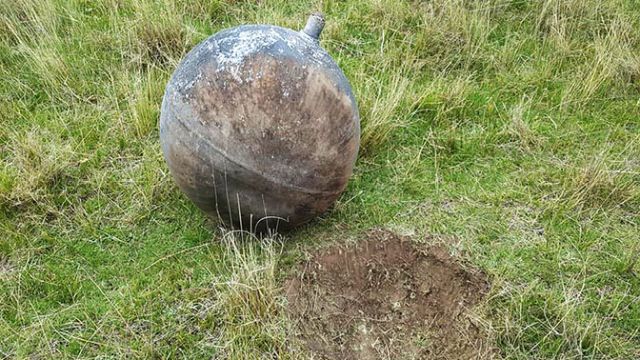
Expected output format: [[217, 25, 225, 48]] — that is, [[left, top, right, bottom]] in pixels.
[[284, 229, 495, 359]]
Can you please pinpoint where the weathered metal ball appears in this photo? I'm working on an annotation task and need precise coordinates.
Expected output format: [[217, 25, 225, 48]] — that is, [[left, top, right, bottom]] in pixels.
[[160, 14, 360, 232]]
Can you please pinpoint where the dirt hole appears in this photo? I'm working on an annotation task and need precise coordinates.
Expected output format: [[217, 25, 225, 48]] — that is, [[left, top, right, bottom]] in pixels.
[[285, 229, 495, 359]]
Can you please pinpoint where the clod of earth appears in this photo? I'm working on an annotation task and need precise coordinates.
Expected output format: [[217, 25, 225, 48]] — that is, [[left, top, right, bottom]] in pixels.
[[285, 229, 495, 359]]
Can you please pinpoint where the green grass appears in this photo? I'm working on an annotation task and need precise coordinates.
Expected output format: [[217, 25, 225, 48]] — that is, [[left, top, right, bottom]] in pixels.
[[1, 0, 639, 358]]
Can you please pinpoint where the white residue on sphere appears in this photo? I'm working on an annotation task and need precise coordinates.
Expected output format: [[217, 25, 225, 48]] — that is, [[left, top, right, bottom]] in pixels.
[[209, 26, 328, 83]]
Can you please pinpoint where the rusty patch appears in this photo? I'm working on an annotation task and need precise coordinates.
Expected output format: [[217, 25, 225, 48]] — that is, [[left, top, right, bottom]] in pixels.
[[188, 53, 357, 192]]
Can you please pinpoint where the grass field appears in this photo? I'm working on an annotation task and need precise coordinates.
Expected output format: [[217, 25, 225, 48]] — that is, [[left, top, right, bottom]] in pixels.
[[1, 0, 640, 358]]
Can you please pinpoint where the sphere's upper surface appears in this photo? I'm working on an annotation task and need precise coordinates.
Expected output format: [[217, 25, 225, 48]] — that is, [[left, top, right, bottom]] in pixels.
[[160, 24, 360, 231]]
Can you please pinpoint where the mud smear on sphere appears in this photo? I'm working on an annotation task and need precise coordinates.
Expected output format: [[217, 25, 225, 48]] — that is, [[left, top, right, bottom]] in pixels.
[[285, 229, 496, 359]]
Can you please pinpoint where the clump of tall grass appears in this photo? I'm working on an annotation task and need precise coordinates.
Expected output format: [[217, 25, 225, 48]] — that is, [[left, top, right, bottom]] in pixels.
[[0, 129, 75, 209], [351, 0, 494, 153], [357, 72, 412, 153], [560, 147, 637, 213], [499, 95, 541, 152], [0, 0, 58, 46], [560, 14, 638, 108], [125, 1, 192, 70], [190, 231, 297, 358]]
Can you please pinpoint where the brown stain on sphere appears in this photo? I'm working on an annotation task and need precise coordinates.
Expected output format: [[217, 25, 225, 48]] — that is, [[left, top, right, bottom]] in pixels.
[[160, 24, 360, 232]]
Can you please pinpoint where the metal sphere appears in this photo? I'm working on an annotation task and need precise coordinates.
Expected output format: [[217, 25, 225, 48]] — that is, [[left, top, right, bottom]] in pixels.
[[160, 14, 360, 232]]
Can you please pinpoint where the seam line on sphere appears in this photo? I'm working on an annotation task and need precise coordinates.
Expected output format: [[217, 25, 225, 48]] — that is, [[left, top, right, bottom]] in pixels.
[[168, 112, 345, 196]]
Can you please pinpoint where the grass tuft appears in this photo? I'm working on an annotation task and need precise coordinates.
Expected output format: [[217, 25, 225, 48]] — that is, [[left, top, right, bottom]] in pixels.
[[358, 72, 411, 152], [500, 96, 541, 151], [563, 151, 636, 212], [0, 129, 75, 209], [188, 231, 296, 358], [124, 1, 192, 70]]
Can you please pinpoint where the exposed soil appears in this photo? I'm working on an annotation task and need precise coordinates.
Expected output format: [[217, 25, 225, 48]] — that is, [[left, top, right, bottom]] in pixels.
[[285, 229, 495, 359]]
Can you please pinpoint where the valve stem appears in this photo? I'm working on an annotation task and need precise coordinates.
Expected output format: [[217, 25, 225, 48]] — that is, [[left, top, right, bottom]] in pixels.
[[302, 13, 325, 40]]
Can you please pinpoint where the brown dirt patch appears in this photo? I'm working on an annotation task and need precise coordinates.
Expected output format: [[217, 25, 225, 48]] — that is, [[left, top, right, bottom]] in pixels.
[[285, 229, 495, 359]]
